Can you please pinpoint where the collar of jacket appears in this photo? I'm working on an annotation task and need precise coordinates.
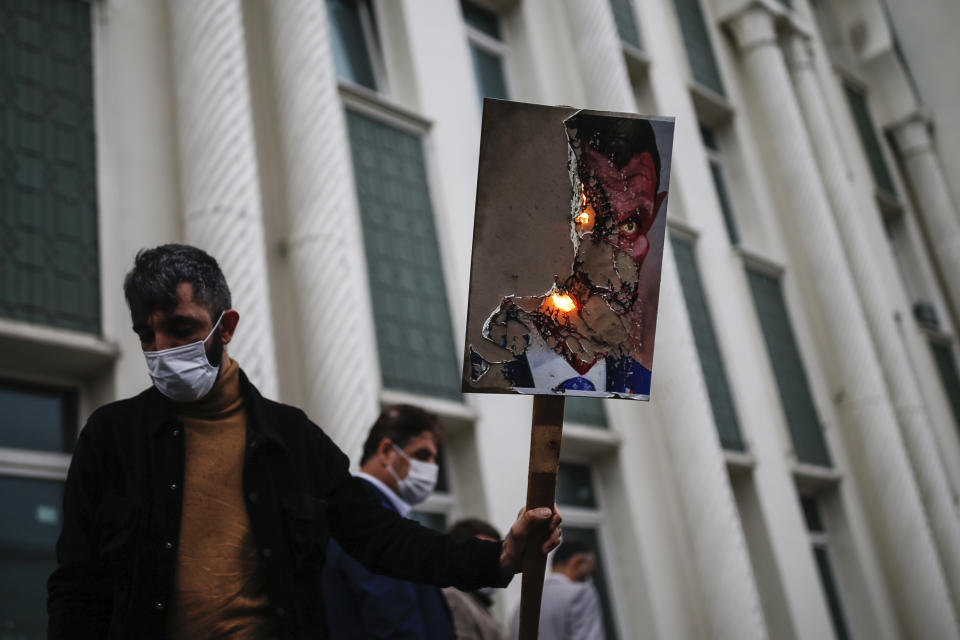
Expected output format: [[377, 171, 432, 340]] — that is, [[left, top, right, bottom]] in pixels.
[[143, 368, 290, 452]]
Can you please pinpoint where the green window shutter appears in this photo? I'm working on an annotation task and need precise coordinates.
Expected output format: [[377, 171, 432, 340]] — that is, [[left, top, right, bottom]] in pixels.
[[461, 0, 501, 40], [609, 0, 643, 50], [801, 498, 851, 640], [672, 0, 725, 96], [709, 162, 740, 245], [468, 44, 509, 101], [799, 496, 824, 532], [672, 237, 745, 451], [345, 110, 461, 400], [1, 0, 100, 334], [813, 546, 851, 640], [746, 269, 831, 466], [563, 396, 608, 428], [326, 0, 377, 90], [842, 81, 897, 197], [930, 341, 960, 432]]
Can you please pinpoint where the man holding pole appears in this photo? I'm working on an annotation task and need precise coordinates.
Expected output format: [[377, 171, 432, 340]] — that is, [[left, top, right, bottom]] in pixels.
[[47, 244, 562, 640]]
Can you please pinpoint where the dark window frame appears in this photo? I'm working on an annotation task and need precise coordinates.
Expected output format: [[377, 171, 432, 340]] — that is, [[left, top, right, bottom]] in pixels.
[[699, 123, 740, 246], [672, 0, 726, 97], [929, 337, 960, 432], [461, 0, 511, 104], [671, 235, 745, 451], [344, 106, 463, 401], [326, 0, 387, 92], [746, 267, 832, 467], [0, 377, 78, 454], [800, 496, 851, 640]]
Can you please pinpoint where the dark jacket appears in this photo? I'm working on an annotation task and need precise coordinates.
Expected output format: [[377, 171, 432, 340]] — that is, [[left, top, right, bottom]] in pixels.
[[321, 479, 455, 639], [47, 370, 506, 639]]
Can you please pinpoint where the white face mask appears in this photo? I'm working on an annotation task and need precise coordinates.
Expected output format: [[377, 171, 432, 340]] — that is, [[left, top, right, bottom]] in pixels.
[[144, 312, 224, 402], [387, 443, 439, 505]]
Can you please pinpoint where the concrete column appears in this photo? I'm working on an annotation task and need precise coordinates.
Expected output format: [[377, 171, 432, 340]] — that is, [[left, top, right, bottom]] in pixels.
[[889, 113, 960, 324], [262, 0, 380, 453], [563, 1, 768, 637], [725, 6, 958, 636], [167, 0, 278, 397], [786, 31, 960, 615]]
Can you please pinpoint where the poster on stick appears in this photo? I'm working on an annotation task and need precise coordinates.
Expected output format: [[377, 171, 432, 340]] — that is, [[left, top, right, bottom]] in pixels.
[[462, 100, 675, 400]]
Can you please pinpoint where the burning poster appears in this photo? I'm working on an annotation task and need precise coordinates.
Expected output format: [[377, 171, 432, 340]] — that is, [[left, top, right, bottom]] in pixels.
[[462, 100, 675, 400]]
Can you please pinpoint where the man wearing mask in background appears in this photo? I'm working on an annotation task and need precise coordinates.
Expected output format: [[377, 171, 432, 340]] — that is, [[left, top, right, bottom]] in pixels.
[[47, 244, 562, 640], [322, 405, 457, 639], [509, 538, 605, 640]]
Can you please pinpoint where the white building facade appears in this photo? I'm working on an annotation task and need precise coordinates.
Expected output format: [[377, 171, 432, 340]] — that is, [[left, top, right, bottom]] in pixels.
[[1, 0, 960, 638]]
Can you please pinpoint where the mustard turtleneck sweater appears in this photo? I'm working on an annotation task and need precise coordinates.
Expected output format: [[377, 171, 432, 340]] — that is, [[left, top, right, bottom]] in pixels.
[[166, 355, 276, 639]]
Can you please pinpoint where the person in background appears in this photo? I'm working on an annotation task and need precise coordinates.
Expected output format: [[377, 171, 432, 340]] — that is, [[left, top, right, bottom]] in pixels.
[[321, 405, 455, 639], [443, 519, 508, 640], [510, 537, 606, 640]]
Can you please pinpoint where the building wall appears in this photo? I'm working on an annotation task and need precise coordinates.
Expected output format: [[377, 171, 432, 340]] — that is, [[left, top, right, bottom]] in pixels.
[[883, 0, 960, 216], [1, 0, 959, 638]]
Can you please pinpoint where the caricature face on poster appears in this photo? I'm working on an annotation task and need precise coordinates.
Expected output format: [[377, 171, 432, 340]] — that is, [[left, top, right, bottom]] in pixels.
[[462, 100, 675, 400]]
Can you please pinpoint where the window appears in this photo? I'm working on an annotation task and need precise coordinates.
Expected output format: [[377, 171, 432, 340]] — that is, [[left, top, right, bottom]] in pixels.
[[556, 462, 620, 640], [345, 109, 462, 400], [564, 397, 608, 428], [0, 380, 77, 453], [557, 462, 598, 508], [800, 496, 851, 640], [746, 268, 832, 466], [0, 3, 90, 625], [930, 340, 960, 431], [700, 124, 739, 245], [0, 475, 64, 638], [672, 0, 725, 96], [882, 213, 925, 307], [1, 0, 100, 334], [608, 0, 643, 50], [0, 379, 75, 637], [842, 81, 897, 197], [326, 0, 381, 91], [671, 237, 744, 450], [461, 1, 509, 103]]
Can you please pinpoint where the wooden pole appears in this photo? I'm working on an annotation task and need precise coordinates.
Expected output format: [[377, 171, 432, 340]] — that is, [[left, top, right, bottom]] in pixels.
[[518, 395, 565, 640]]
